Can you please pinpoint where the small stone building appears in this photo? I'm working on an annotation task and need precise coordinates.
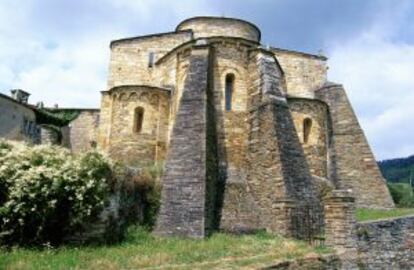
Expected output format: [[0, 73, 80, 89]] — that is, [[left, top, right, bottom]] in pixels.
[[0, 89, 40, 143]]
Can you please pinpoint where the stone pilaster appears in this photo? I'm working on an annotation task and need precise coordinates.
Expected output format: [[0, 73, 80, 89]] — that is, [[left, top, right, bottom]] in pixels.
[[271, 199, 297, 236], [316, 84, 394, 209], [324, 189, 356, 250]]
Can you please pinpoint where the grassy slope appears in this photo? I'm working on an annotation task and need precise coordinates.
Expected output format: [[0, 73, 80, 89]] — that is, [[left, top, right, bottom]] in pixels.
[[0, 227, 329, 270], [356, 208, 414, 222]]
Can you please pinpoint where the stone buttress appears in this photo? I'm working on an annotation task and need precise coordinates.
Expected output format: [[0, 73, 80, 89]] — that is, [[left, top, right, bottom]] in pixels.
[[316, 84, 394, 209], [154, 44, 215, 238]]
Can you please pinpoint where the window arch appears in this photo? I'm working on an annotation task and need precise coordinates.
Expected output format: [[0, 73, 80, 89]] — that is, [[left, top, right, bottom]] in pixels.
[[134, 107, 144, 133], [303, 118, 312, 144], [225, 73, 235, 111]]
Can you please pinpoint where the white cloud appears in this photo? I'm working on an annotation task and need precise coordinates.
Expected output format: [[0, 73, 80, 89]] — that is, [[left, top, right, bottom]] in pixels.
[[0, 0, 216, 108], [327, 7, 414, 160], [14, 37, 110, 107]]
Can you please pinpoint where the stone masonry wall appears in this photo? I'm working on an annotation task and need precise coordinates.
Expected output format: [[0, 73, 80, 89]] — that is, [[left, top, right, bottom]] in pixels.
[[66, 110, 100, 154], [244, 48, 322, 237], [288, 98, 329, 178], [155, 45, 211, 238], [40, 126, 60, 145], [272, 49, 327, 98], [108, 31, 192, 89], [323, 191, 413, 269], [316, 84, 394, 209], [211, 40, 250, 176], [213, 41, 262, 233], [101, 86, 169, 166], [96, 92, 112, 151], [324, 190, 356, 250], [354, 216, 414, 269]]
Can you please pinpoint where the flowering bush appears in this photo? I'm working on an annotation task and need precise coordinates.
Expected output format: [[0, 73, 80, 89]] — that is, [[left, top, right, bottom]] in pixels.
[[0, 140, 116, 246]]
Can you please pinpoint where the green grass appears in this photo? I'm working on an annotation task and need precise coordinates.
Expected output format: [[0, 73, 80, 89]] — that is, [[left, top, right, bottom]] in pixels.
[[0, 227, 329, 270], [355, 208, 414, 222]]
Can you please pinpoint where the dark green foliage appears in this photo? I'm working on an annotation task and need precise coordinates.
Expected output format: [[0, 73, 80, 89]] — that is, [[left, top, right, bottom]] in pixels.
[[138, 164, 162, 228], [378, 155, 414, 183], [34, 109, 80, 127], [379, 156, 414, 207], [387, 183, 414, 207], [44, 109, 82, 123], [119, 162, 162, 229]]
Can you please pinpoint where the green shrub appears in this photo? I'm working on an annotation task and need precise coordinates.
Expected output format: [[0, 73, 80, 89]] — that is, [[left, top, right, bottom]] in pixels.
[[388, 183, 414, 207], [120, 162, 163, 228], [139, 163, 162, 228], [0, 140, 116, 246]]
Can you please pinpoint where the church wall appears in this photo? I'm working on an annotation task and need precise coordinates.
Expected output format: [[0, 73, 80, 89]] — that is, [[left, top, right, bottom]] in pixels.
[[211, 41, 250, 184], [96, 92, 112, 151], [288, 98, 329, 178], [210, 41, 262, 232], [108, 31, 192, 89], [272, 49, 327, 98], [153, 50, 179, 91], [64, 110, 100, 154], [316, 84, 394, 209], [166, 48, 192, 146], [105, 86, 170, 166], [240, 49, 322, 236]]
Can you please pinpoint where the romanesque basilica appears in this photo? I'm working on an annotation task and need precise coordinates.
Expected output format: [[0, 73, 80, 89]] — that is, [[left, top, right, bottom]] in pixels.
[[97, 17, 393, 237]]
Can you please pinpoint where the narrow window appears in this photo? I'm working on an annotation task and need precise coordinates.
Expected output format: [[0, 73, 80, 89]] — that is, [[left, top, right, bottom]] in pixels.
[[134, 107, 144, 133], [225, 74, 234, 111], [148, 52, 155, 68], [303, 118, 312, 144]]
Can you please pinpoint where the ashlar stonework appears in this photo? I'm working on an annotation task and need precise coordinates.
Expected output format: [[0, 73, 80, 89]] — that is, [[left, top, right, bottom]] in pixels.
[[94, 16, 394, 238]]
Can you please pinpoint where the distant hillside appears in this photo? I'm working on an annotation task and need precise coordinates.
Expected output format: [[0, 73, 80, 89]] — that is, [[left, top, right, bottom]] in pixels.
[[378, 155, 414, 183]]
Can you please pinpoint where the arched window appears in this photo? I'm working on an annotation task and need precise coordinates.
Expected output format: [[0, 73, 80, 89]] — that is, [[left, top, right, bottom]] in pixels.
[[134, 107, 144, 133], [225, 74, 235, 111], [303, 118, 312, 144]]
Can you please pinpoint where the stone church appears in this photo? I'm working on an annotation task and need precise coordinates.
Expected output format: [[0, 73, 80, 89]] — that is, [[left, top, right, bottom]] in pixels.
[[95, 16, 394, 238], [1, 16, 393, 239]]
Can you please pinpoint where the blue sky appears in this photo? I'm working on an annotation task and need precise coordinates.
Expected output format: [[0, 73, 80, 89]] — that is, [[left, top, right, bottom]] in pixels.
[[1, 0, 414, 160]]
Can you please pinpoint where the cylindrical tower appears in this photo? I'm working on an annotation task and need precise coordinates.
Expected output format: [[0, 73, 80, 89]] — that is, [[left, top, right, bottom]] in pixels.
[[176, 16, 261, 42], [100, 85, 170, 166]]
